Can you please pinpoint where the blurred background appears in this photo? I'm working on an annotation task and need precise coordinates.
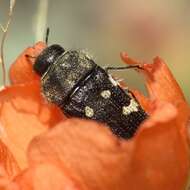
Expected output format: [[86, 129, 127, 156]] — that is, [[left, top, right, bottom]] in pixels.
[[0, 0, 189, 102]]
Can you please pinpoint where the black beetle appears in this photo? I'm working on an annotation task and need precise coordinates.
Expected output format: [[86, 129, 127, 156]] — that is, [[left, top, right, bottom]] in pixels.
[[33, 44, 148, 139]]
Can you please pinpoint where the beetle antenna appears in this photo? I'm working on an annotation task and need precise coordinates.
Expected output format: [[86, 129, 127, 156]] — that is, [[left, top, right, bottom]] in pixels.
[[45, 27, 50, 45], [105, 65, 143, 72]]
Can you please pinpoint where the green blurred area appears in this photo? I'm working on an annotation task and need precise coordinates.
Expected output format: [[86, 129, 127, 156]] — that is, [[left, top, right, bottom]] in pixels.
[[0, 0, 189, 102]]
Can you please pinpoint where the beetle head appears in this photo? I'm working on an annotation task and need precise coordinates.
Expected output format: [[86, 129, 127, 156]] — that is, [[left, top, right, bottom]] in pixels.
[[33, 44, 65, 76]]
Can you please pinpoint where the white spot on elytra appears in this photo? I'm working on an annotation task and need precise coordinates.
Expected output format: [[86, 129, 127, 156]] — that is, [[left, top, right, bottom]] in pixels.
[[100, 90, 111, 99], [108, 75, 118, 86], [122, 99, 139, 115], [85, 106, 94, 117]]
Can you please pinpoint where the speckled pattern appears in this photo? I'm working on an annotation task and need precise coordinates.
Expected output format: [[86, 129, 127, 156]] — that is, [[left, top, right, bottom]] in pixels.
[[40, 49, 148, 138], [41, 50, 96, 105], [62, 66, 147, 138]]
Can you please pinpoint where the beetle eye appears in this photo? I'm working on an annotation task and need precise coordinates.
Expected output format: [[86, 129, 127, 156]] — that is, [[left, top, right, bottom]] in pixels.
[[33, 44, 65, 76]]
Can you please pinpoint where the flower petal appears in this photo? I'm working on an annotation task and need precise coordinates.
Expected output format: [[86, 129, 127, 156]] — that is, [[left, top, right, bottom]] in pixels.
[[0, 140, 20, 178], [120, 52, 186, 105], [129, 101, 189, 190], [14, 163, 82, 190], [27, 101, 189, 190], [121, 53, 190, 151], [0, 177, 18, 190], [9, 42, 46, 85], [0, 82, 65, 168], [27, 119, 133, 190]]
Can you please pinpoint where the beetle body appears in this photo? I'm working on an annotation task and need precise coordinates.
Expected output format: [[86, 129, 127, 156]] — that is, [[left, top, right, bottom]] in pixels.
[[34, 45, 147, 138]]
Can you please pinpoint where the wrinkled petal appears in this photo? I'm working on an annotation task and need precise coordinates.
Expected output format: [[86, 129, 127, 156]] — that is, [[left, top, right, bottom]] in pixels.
[[14, 163, 81, 190], [27, 119, 132, 190], [9, 42, 46, 85], [129, 101, 189, 190], [0, 177, 18, 190], [121, 53, 190, 152], [120, 53, 187, 107], [0, 141, 20, 178], [27, 99, 189, 190], [0, 82, 65, 168]]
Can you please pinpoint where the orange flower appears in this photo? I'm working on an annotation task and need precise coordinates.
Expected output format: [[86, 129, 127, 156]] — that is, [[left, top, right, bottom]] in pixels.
[[0, 43, 189, 190], [0, 42, 65, 169]]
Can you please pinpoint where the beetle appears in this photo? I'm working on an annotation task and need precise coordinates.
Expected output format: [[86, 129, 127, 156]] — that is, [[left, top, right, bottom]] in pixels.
[[33, 43, 148, 139]]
